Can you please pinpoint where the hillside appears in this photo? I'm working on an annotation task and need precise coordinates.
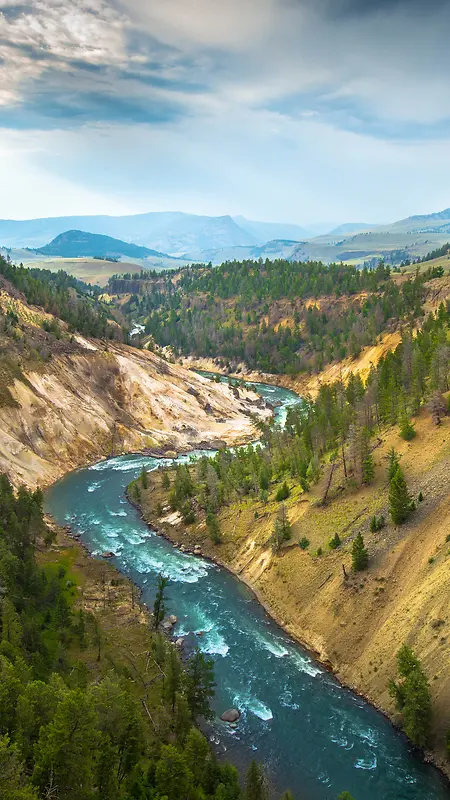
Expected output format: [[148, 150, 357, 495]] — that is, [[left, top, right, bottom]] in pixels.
[[328, 222, 374, 235], [138, 404, 450, 770], [232, 215, 308, 241], [34, 230, 170, 260], [0, 263, 269, 488], [390, 207, 450, 233]]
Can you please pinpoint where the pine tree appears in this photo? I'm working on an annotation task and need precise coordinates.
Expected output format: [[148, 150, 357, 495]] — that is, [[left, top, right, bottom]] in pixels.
[[140, 466, 148, 489], [275, 481, 290, 502], [164, 644, 182, 714], [387, 447, 401, 482], [153, 573, 169, 630], [271, 505, 291, 551], [244, 761, 268, 800], [361, 430, 375, 485], [399, 414, 416, 441], [351, 533, 368, 571], [329, 532, 341, 550], [389, 466, 415, 525], [162, 471, 170, 490], [389, 645, 432, 747], [184, 649, 216, 720], [206, 511, 221, 544], [154, 745, 191, 800], [1, 598, 23, 650]]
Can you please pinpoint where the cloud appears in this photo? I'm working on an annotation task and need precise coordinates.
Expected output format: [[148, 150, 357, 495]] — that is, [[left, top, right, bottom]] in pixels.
[[1, 0, 450, 222]]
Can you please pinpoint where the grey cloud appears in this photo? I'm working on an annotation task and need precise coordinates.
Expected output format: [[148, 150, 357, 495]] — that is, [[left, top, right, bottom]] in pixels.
[[334, 0, 448, 13], [1, 0, 450, 141]]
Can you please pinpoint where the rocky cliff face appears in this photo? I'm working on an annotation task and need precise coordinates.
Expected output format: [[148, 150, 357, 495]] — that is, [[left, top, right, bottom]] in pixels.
[[0, 335, 268, 488]]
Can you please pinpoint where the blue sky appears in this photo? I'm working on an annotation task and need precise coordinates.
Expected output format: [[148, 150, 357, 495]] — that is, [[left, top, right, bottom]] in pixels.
[[1, 0, 450, 224]]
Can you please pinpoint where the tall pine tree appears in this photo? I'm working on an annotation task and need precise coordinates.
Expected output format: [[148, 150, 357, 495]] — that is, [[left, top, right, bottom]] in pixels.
[[389, 466, 415, 525], [351, 533, 368, 571]]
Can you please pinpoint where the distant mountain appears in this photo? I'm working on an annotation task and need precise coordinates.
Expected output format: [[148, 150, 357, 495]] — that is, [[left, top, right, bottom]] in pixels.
[[328, 223, 374, 236], [232, 216, 308, 243], [184, 239, 305, 264], [34, 230, 169, 260], [0, 211, 256, 253], [388, 207, 450, 233]]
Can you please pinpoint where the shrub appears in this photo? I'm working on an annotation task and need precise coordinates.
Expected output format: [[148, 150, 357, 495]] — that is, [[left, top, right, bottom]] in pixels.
[[329, 532, 341, 550], [299, 537, 310, 550], [275, 481, 290, 502], [370, 514, 385, 533], [399, 415, 416, 441]]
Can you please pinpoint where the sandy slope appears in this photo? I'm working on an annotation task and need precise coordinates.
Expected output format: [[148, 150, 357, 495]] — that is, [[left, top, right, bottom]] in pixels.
[[0, 339, 269, 488], [140, 410, 450, 773]]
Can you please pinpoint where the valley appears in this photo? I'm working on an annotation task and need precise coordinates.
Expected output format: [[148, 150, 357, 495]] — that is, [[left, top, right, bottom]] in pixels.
[[46, 383, 450, 800], [0, 245, 450, 799], [136, 388, 450, 774]]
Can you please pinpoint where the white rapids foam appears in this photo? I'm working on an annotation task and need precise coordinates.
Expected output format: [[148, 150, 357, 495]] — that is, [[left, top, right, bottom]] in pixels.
[[255, 632, 289, 658], [109, 509, 127, 517], [290, 650, 322, 678], [87, 481, 102, 493], [248, 698, 273, 721], [129, 548, 210, 584], [355, 755, 377, 771], [234, 691, 273, 722]]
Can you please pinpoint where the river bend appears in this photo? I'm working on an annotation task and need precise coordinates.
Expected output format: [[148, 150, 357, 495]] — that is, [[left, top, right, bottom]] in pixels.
[[45, 378, 449, 799]]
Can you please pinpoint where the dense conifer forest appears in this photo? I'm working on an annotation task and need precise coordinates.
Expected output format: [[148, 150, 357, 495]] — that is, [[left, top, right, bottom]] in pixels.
[[112, 259, 438, 373]]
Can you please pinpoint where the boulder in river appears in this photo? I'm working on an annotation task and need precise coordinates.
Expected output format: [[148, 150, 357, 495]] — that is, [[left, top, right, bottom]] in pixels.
[[220, 708, 241, 723], [101, 551, 115, 559]]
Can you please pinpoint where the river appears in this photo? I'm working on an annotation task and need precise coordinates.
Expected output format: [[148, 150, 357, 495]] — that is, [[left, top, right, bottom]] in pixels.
[[45, 376, 450, 800]]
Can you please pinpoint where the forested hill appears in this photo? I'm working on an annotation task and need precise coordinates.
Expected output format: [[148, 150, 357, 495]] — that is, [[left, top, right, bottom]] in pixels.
[[0, 254, 127, 341], [109, 258, 442, 374]]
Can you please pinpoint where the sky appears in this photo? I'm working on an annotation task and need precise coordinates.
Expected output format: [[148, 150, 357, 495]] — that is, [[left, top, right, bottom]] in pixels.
[[1, 0, 450, 225]]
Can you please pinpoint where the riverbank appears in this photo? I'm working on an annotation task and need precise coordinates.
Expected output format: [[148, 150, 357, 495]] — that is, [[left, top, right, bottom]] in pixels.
[[182, 331, 402, 398], [130, 424, 450, 783]]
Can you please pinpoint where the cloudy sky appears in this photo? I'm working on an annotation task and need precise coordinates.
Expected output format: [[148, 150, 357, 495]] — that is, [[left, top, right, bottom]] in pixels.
[[1, 0, 450, 224]]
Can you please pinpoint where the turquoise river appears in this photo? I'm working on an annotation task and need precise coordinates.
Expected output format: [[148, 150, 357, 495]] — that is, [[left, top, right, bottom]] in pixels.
[[45, 376, 450, 800]]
